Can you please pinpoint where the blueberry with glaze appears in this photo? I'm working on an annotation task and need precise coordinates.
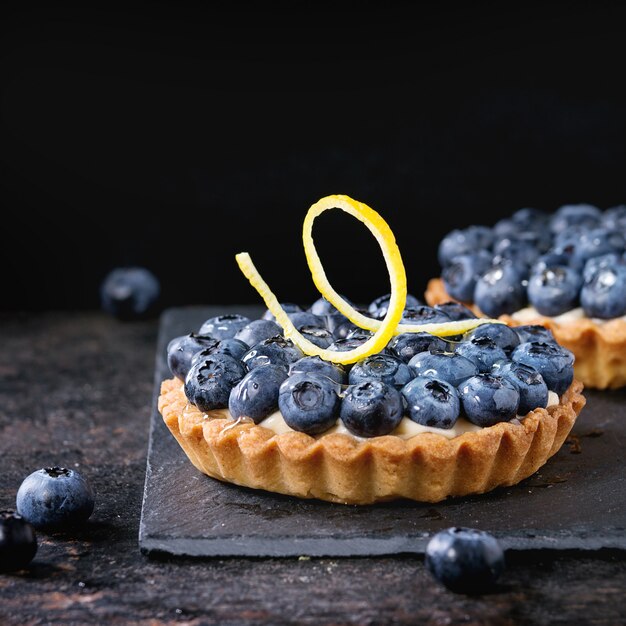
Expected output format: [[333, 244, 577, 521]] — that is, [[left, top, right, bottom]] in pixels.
[[326, 312, 359, 340], [166, 333, 219, 380], [492, 236, 542, 268], [511, 341, 574, 395], [582, 253, 622, 283], [262, 303, 303, 321], [527, 266, 583, 317], [513, 325, 556, 345], [278, 373, 340, 435], [289, 355, 347, 385], [297, 325, 335, 349], [190, 338, 250, 366], [442, 251, 493, 302], [16, 467, 95, 528], [287, 311, 327, 329], [199, 314, 251, 339], [368, 293, 422, 318], [434, 301, 478, 322], [242, 336, 304, 371], [455, 336, 508, 373], [438, 226, 494, 267], [228, 365, 288, 423], [572, 228, 625, 266], [234, 319, 283, 348], [580, 265, 626, 319], [492, 361, 549, 415], [409, 351, 479, 388], [458, 374, 520, 426], [184, 354, 247, 410], [401, 377, 461, 429], [401, 305, 451, 325], [550, 204, 602, 234], [348, 354, 414, 390], [473, 263, 527, 318], [425, 527, 505, 594], [387, 332, 449, 364], [340, 380, 404, 437], [463, 322, 520, 354]]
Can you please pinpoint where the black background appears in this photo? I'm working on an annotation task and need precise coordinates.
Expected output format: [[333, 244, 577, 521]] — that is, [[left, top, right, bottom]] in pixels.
[[2, 1, 626, 313]]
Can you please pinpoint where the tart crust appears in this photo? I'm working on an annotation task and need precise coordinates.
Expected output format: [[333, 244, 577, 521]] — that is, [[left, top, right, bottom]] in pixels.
[[425, 277, 626, 390], [159, 377, 585, 505]]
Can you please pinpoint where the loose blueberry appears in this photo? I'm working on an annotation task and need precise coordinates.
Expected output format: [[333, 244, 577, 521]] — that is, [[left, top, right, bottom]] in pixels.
[[297, 325, 335, 349], [340, 380, 404, 437], [228, 365, 288, 423], [278, 373, 340, 435], [527, 266, 582, 317], [455, 336, 508, 373], [262, 303, 303, 321], [289, 355, 348, 385], [425, 527, 505, 594], [388, 332, 449, 363], [434, 301, 478, 322], [199, 314, 251, 339], [99, 266, 160, 320], [242, 336, 304, 371], [167, 333, 220, 380], [580, 265, 626, 319], [409, 351, 479, 387], [401, 377, 460, 429], [463, 322, 520, 354], [511, 341, 574, 395], [438, 226, 494, 267], [474, 263, 527, 317], [0, 511, 37, 571], [190, 338, 250, 366], [16, 467, 95, 528], [401, 305, 451, 325], [550, 203, 602, 234], [348, 354, 414, 390], [493, 361, 548, 415], [459, 374, 520, 426], [442, 251, 493, 302], [513, 324, 556, 344], [368, 293, 422, 318], [184, 354, 247, 410], [234, 319, 283, 348]]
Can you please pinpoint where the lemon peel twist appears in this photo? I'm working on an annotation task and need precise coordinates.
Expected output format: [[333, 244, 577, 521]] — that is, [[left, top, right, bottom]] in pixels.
[[236, 194, 502, 364]]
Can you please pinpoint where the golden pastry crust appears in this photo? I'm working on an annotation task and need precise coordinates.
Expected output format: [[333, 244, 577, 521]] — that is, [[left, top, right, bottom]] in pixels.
[[425, 277, 626, 389], [159, 377, 585, 505]]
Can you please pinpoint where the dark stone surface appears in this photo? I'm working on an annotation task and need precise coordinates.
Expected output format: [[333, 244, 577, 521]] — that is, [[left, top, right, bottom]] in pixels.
[[141, 307, 626, 557], [1, 310, 625, 625]]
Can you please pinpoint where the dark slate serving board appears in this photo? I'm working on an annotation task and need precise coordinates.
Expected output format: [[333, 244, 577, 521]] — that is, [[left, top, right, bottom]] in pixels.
[[139, 306, 626, 557]]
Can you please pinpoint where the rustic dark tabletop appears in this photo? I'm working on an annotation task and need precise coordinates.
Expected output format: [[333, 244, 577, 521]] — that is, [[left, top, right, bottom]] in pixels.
[[1, 310, 625, 626]]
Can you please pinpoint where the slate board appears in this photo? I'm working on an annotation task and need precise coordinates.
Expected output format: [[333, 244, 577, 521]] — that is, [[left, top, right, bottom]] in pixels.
[[139, 306, 626, 557]]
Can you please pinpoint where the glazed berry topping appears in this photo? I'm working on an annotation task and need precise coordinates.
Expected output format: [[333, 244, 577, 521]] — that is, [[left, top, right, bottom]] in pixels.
[[580, 265, 626, 319], [493, 361, 549, 416], [234, 319, 283, 348], [199, 314, 251, 340], [296, 325, 335, 349], [368, 293, 422, 319], [340, 380, 404, 437], [473, 263, 527, 318], [400, 305, 451, 325], [191, 338, 250, 365], [401, 377, 460, 429], [527, 266, 582, 317], [458, 374, 520, 427], [433, 301, 477, 322], [262, 303, 303, 321], [455, 335, 508, 373], [387, 332, 449, 364], [242, 335, 304, 371], [425, 527, 505, 594], [409, 351, 479, 388], [167, 333, 218, 380], [442, 252, 492, 303], [511, 341, 574, 395], [278, 373, 341, 435], [348, 354, 414, 389], [463, 322, 520, 354], [184, 354, 247, 410], [0, 511, 38, 571], [16, 467, 95, 528], [513, 324, 556, 344], [229, 365, 288, 423], [289, 356, 347, 385]]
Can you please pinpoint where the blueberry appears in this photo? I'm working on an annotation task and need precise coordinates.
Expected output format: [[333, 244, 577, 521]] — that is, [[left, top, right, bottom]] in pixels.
[[572, 228, 625, 266], [582, 253, 622, 283], [602, 204, 626, 231], [434, 301, 477, 321], [387, 332, 449, 363], [242, 335, 304, 371], [348, 354, 414, 389], [262, 303, 303, 321], [493, 361, 548, 415], [514, 324, 557, 344], [368, 293, 422, 318], [309, 295, 353, 316], [184, 354, 247, 410], [278, 373, 340, 435], [190, 338, 250, 367], [550, 203, 601, 234], [340, 380, 404, 437], [492, 236, 542, 268], [167, 333, 221, 380], [297, 325, 335, 349], [442, 251, 493, 302], [401, 377, 460, 429], [580, 266, 626, 319], [455, 336, 508, 373], [401, 305, 452, 325], [199, 314, 251, 339], [0, 511, 37, 571], [408, 351, 479, 387], [474, 263, 527, 317], [511, 207, 550, 228], [425, 527, 505, 594], [328, 336, 369, 353], [234, 319, 283, 347], [438, 226, 494, 267], [287, 311, 327, 329], [326, 312, 359, 340], [511, 341, 574, 395], [99, 266, 160, 320], [16, 467, 95, 528], [464, 322, 520, 354], [459, 374, 520, 426], [289, 355, 347, 385], [228, 365, 288, 423], [527, 266, 582, 316]]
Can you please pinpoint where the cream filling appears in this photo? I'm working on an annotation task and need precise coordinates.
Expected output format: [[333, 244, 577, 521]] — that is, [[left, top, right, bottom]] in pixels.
[[257, 390, 560, 440], [511, 306, 626, 325]]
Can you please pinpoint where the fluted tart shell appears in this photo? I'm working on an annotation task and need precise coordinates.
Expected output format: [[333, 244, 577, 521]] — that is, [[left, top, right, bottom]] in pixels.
[[159, 376, 585, 505], [425, 276, 626, 390]]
